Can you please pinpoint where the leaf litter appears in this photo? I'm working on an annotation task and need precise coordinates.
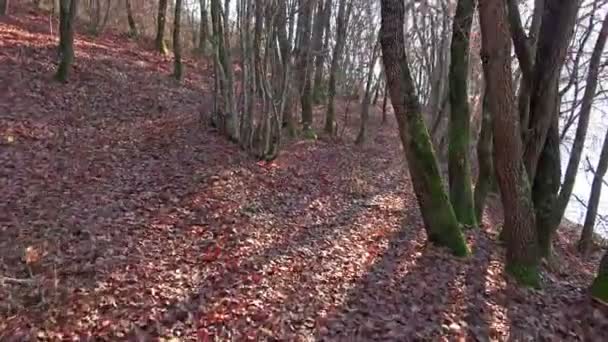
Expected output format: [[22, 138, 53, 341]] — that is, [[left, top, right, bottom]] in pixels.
[[1, 6, 608, 341]]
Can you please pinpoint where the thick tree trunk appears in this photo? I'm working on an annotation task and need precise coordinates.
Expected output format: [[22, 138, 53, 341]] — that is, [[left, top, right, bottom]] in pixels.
[[199, 0, 208, 51], [380, 0, 468, 257], [479, 0, 539, 286], [474, 87, 493, 223], [325, 0, 350, 135], [173, 0, 183, 80], [447, 0, 477, 227], [56, 0, 77, 83], [0, 0, 8, 15], [553, 13, 608, 232], [155, 0, 169, 54], [591, 250, 608, 302], [578, 125, 608, 256], [126, 0, 138, 37]]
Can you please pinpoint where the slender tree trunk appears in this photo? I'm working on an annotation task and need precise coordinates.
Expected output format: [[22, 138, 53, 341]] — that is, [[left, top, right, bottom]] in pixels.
[[312, 0, 331, 103], [380, 0, 469, 257], [56, 0, 77, 83], [381, 80, 388, 124], [297, 0, 315, 135], [479, 0, 539, 286], [126, 0, 138, 37], [447, 0, 477, 227], [173, 0, 183, 80], [474, 86, 493, 223], [552, 12, 608, 231], [325, 0, 350, 135], [0, 0, 8, 16], [199, 0, 208, 51], [355, 42, 379, 145], [532, 113, 561, 258], [591, 250, 608, 302], [155, 0, 169, 54], [578, 126, 608, 256]]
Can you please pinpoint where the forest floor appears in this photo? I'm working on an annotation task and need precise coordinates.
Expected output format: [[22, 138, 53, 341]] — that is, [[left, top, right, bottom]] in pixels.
[[2, 6, 608, 341]]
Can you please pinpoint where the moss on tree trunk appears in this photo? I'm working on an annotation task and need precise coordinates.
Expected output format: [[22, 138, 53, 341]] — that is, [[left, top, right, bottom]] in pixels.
[[56, 0, 77, 83], [591, 251, 608, 302], [448, 0, 477, 227], [155, 0, 169, 55], [479, 0, 539, 286], [380, 0, 468, 257], [474, 88, 493, 223]]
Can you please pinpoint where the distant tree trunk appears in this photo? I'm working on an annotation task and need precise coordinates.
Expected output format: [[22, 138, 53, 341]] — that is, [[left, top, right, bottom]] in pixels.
[[578, 126, 608, 256], [297, 0, 315, 136], [355, 42, 379, 145], [56, 0, 78, 83], [325, 0, 350, 135], [479, 0, 539, 286], [474, 87, 493, 223], [126, 0, 138, 37], [381, 80, 388, 124], [312, 0, 331, 103], [380, 0, 468, 257], [552, 12, 608, 233], [155, 0, 169, 54], [447, 0, 477, 227], [173, 0, 183, 80], [591, 250, 608, 302], [199, 0, 208, 51], [0, 0, 9, 16]]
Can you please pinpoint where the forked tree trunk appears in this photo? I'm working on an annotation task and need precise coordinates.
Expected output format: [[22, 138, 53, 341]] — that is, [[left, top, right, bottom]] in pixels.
[[173, 0, 183, 80], [355, 42, 379, 145], [380, 0, 468, 257], [479, 0, 539, 286], [447, 0, 477, 227], [56, 0, 77, 83], [155, 0, 169, 54], [325, 0, 350, 135]]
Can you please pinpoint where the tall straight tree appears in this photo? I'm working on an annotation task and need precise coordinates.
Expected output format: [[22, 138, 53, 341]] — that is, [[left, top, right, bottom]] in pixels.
[[199, 0, 208, 51], [380, 0, 469, 256], [56, 0, 78, 82], [325, 0, 351, 135], [447, 0, 477, 227], [478, 0, 539, 286], [173, 0, 183, 80], [296, 0, 315, 136], [155, 0, 169, 54]]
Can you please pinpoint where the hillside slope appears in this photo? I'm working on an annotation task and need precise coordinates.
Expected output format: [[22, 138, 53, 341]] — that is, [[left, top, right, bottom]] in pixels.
[[1, 6, 608, 341]]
